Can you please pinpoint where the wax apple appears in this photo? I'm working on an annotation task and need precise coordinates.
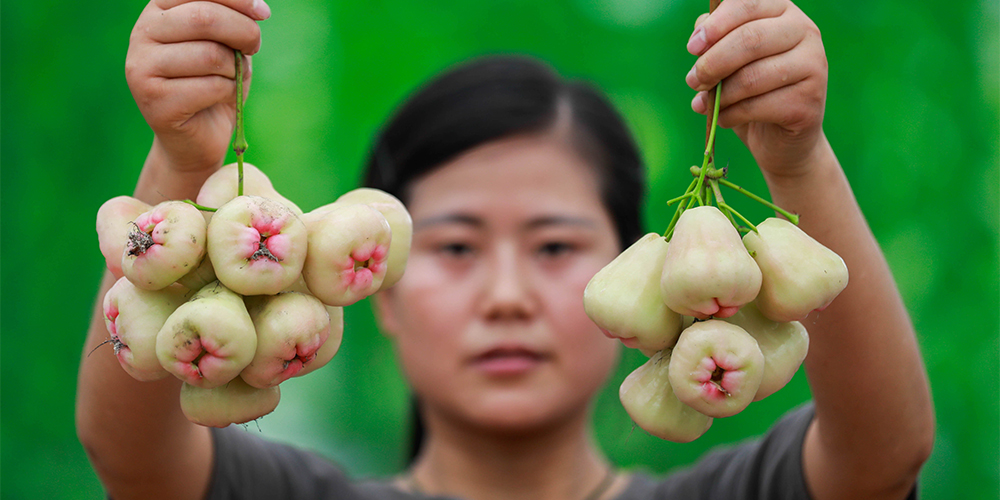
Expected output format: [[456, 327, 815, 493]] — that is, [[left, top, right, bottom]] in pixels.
[[251, 279, 341, 378], [207, 195, 308, 296], [619, 349, 713, 442], [96, 196, 151, 278], [743, 218, 849, 322], [667, 319, 764, 418], [196, 162, 303, 216], [584, 233, 683, 352], [660, 206, 761, 319], [102, 277, 189, 381], [720, 302, 809, 401], [180, 376, 280, 428], [298, 305, 344, 377], [121, 200, 207, 290], [331, 188, 412, 290], [302, 203, 391, 306], [156, 281, 257, 388], [175, 255, 217, 291], [240, 292, 331, 388]]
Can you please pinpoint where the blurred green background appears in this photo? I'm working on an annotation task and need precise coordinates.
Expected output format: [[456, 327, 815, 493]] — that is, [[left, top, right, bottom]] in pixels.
[[2, 0, 997, 498]]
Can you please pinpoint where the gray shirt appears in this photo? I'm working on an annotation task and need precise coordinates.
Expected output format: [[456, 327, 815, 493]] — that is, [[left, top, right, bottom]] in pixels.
[[206, 402, 917, 499]]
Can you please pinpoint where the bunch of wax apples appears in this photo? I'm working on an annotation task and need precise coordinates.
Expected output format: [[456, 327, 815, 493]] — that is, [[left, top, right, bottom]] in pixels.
[[96, 163, 412, 428], [584, 204, 848, 442]]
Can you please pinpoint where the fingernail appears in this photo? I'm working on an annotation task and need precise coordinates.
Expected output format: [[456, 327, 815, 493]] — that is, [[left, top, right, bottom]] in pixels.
[[687, 26, 707, 55], [691, 92, 706, 114], [253, 0, 271, 19], [686, 66, 701, 90]]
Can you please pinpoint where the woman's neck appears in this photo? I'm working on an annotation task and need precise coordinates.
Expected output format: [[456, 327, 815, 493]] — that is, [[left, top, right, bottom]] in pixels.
[[404, 406, 621, 500]]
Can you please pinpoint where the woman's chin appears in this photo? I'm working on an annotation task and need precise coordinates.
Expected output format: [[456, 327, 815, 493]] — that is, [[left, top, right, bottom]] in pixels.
[[443, 390, 589, 437]]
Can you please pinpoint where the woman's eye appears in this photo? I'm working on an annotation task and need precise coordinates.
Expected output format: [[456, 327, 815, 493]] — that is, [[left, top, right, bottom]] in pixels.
[[439, 242, 474, 257], [537, 242, 575, 258]]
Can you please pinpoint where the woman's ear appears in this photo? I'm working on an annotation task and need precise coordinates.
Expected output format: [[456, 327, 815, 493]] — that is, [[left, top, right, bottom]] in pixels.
[[371, 289, 401, 338]]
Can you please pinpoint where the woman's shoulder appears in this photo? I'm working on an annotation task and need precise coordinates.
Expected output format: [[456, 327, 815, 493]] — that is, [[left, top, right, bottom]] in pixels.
[[208, 425, 362, 500], [614, 402, 816, 500]]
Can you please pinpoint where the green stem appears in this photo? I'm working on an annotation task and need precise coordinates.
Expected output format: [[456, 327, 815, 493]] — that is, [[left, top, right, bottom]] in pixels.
[[690, 81, 722, 209], [704, 81, 722, 160], [234, 50, 248, 196], [719, 201, 757, 233], [182, 199, 218, 212], [667, 178, 699, 206], [717, 178, 800, 224], [664, 178, 699, 239], [709, 179, 735, 226]]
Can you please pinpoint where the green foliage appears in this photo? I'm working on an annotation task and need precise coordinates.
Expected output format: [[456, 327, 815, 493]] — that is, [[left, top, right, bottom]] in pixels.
[[1, 0, 997, 498]]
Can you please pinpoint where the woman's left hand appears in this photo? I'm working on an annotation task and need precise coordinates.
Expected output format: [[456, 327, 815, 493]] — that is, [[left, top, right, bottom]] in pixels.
[[686, 0, 828, 178]]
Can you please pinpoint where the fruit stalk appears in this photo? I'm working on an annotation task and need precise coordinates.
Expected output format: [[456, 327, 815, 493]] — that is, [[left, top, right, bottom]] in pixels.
[[233, 49, 248, 197], [665, 80, 723, 241], [718, 178, 800, 224], [703, 0, 722, 151]]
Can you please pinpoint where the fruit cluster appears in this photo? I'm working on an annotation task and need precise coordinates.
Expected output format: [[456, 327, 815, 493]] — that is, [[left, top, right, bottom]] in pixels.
[[95, 163, 412, 428], [584, 69, 847, 442], [585, 202, 848, 442]]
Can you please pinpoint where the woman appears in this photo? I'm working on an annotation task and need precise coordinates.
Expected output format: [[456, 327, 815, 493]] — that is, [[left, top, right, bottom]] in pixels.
[[77, 0, 935, 498]]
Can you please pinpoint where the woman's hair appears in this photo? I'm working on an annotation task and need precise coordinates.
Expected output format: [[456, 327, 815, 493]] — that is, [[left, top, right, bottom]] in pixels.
[[360, 54, 646, 465], [363, 55, 645, 250]]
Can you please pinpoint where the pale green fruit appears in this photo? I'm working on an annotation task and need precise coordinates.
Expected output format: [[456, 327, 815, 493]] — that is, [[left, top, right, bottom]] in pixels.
[[180, 376, 280, 428], [720, 302, 809, 401], [661, 206, 762, 319], [298, 305, 345, 377], [241, 292, 331, 388], [333, 188, 413, 290], [302, 203, 391, 306], [96, 196, 151, 278], [156, 281, 257, 388], [196, 162, 303, 216], [175, 254, 217, 291], [275, 279, 344, 376], [668, 319, 764, 418], [742, 218, 849, 322], [122, 200, 207, 290], [273, 278, 343, 375], [584, 233, 683, 352], [207, 195, 308, 296], [103, 277, 189, 381], [619, 349, 713, 442]]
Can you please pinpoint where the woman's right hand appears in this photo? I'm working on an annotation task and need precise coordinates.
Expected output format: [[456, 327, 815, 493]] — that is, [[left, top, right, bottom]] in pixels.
[[125, 0, 270, 175]]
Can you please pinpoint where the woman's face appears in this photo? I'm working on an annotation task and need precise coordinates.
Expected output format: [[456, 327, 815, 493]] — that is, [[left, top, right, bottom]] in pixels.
[[375, 133, 623, 433]]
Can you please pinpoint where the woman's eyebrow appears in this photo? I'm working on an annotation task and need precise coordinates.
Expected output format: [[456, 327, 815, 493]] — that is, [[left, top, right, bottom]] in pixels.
[[413, 214, 484, 231], [524, 216, 597, 231]]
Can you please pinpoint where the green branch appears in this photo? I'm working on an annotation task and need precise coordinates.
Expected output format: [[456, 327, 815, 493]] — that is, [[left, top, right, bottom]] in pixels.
[[234, 50, 248, 197], [717, 178, 800, 224]]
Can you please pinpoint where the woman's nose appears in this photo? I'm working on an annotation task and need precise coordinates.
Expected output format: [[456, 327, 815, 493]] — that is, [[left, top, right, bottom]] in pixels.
[[478, 242, 538, 321]]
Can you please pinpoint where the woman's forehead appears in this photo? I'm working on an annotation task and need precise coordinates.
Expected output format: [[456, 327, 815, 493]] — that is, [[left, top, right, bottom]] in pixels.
[[405, 134, 605, 218]]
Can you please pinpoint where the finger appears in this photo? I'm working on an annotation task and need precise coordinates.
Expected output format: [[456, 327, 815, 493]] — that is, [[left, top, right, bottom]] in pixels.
[[154, 0, 270, 21], [716, 76, 826, 131], [146, 75, 239, 126], [693, 12, 709, 30], [687, 0, 787, 56], [716, 43, 823, 110], [686, 15, 805, 92], [144, 1, 263, 55], [147, 41, 252, 80], [688, 45, 824, 115]]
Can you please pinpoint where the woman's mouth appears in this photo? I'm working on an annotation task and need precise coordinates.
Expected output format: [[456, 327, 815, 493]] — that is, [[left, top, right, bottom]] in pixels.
[[470, 347, 548, 377]]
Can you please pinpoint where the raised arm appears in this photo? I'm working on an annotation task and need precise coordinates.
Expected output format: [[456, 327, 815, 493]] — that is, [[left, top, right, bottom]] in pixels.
[[684, 1, 934, 498], [76, 1, 268, 498]]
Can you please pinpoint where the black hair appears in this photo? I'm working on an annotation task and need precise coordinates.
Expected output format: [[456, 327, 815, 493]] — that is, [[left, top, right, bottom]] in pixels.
[[361, 54, 646, 465], [363, 55, 645, 250]]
